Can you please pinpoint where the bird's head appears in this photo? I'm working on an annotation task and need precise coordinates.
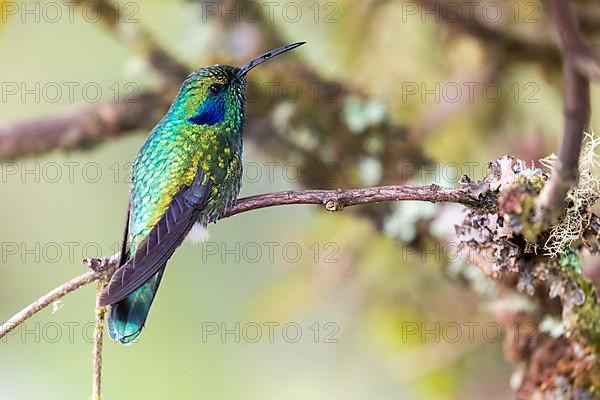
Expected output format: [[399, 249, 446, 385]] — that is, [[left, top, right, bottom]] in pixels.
[[170, 42, 306, 129]]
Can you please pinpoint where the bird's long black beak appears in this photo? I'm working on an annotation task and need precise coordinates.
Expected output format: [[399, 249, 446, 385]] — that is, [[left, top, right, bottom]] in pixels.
[[235, 42, 306, 80]]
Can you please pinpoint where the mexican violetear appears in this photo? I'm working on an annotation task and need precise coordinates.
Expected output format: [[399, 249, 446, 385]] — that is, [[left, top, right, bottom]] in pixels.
[[99, 42, 306, 344]]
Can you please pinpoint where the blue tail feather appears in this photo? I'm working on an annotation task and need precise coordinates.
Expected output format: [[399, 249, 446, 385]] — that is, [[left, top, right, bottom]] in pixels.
[[108, 269, 165, 344]]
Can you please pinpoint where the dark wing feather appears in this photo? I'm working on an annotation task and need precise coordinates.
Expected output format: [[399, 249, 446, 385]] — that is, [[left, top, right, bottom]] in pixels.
[[118, 204, 131, 268], [100, 168, 211, 306]]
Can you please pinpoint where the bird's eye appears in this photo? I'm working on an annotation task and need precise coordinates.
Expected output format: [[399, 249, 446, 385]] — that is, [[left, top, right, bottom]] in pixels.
[[208, 83, 224, 95]]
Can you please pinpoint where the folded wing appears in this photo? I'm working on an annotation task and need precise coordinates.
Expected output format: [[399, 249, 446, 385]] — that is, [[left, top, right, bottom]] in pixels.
[[100, 168, 212, 306]]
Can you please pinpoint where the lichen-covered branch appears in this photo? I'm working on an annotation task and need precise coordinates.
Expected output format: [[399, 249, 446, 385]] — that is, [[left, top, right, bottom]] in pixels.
[[458, 156, 600, 398]]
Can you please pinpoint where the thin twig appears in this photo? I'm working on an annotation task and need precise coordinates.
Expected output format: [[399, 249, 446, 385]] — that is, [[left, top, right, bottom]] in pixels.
[[93, 279, 109, 400], [0, 184, 483, 341], [0, 255, 118, 340], [537, 0, 592, 224], [222, 185, 483, 217], [0, 270, 97, 338]]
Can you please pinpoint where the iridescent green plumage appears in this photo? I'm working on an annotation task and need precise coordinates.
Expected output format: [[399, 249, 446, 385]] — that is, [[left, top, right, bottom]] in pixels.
[[99, 43, 305, 344], [107, 66, 245, 343]]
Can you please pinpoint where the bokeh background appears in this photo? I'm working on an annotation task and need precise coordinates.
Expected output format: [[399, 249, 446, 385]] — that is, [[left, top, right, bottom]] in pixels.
[[1, 0, 599, 399]]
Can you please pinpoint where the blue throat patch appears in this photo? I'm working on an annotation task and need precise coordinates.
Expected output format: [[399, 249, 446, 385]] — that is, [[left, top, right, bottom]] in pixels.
[[188, 96, 226, 126]]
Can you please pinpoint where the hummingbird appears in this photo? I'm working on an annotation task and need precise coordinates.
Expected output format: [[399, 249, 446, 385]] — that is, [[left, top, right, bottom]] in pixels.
[[99, 42, 306, 344]]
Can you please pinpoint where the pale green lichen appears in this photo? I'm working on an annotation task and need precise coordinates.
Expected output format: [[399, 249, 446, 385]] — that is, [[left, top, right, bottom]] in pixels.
[[543, 131, 600, 257]]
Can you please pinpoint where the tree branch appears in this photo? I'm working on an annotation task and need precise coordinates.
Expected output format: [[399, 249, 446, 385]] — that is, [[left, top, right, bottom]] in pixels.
[[0, 183, 483, 341], [0, 91, 173, 160], [537, 0, 592, 223], [222, 185, 482, 217]]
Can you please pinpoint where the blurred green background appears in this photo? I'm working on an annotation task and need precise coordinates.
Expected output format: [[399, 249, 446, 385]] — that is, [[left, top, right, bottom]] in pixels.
[[2, 0, 598, 398]]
